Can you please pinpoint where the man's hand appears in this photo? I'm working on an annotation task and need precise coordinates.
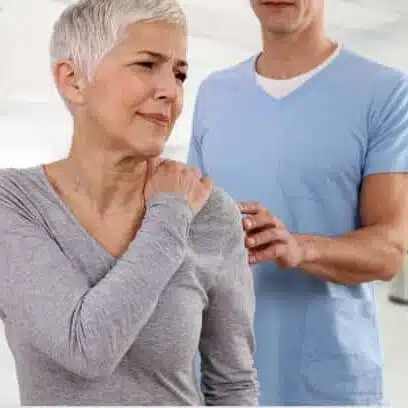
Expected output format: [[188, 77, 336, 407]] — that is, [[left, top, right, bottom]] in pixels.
[[239, 174, 408, 284], [238, 201, 306, 268]]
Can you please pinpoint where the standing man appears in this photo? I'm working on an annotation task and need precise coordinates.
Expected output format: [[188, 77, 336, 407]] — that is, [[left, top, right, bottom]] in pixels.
[[188, 0, 408, 405]]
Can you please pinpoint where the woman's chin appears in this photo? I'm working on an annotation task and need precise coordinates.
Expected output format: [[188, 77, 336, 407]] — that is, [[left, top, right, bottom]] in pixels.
[[119, 133, 168, 160], [138, 141, 166, 159]]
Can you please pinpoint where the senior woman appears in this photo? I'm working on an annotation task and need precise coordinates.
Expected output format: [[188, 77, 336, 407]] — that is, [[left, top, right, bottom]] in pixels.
[[0, 0, 258, 406]]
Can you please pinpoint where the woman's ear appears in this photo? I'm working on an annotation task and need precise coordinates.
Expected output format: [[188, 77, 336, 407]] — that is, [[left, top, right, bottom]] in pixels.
[[53, 59, 86, 106]]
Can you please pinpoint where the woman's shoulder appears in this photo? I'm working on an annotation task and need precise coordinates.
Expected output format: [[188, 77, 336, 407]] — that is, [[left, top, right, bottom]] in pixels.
[[0, 165, 50, 223], [0, 165, 40, 199], [192, 186, 242, 234], [0, 167, 28, 202]]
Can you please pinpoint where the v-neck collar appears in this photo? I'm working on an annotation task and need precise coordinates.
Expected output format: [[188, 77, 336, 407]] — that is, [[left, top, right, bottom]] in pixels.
[[241, 46, 345, 103], [34, 164, 117, 262]]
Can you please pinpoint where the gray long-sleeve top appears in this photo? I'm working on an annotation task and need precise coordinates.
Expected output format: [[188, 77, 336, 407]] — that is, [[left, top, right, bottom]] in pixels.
[[0, 166, 258, 406]]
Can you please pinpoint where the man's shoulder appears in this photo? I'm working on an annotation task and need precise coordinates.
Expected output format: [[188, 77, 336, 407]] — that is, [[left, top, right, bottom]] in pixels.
[[340, 48, 408, 89], [198, 56, 255, 95]]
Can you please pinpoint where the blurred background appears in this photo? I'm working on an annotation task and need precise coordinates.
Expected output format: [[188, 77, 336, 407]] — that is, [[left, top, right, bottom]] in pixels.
[[0, 0, 408, 405]]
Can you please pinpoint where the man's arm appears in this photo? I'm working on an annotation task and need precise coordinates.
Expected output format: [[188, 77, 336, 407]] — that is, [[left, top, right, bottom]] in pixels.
[[296, 173, 408, 284], [241, 173, 408, 284], [241, 72, 408, 285], [296, 73, 408, 284]]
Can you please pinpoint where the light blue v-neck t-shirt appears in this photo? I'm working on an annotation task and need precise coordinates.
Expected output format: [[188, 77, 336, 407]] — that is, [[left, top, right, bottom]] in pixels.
[[188, 48, 408, 405]]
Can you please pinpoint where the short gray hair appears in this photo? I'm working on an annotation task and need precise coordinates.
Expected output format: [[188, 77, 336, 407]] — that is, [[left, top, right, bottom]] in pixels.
[[50, 0, 186, 80]]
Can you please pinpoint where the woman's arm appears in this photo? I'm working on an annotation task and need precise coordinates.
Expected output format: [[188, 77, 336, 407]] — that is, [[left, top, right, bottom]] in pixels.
[[0, 193, 192, 380], [199, 195, 259, 406]]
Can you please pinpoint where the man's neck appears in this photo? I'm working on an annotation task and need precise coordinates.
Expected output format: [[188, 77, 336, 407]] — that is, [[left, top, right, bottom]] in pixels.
[[256, 24, 337, 80]]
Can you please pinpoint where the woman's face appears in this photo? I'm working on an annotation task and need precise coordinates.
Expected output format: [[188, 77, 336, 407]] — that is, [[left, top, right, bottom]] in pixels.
[[72, 21, 187, 159]]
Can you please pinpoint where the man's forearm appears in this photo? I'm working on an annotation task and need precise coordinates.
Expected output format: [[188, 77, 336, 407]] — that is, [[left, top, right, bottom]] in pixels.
[[295, 225, 406, 284]]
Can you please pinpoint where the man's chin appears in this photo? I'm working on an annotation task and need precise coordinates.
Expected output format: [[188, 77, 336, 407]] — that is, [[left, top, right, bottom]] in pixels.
[[267, 22, 299, 36]]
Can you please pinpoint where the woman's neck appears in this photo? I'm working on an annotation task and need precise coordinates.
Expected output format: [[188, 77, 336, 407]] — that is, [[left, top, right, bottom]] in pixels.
[[55, 148, 149, 217]]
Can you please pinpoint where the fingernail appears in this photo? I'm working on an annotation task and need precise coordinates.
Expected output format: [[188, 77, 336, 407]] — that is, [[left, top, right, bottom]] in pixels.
[[247, 238, 255, 246], [245, 219, 252, 228]]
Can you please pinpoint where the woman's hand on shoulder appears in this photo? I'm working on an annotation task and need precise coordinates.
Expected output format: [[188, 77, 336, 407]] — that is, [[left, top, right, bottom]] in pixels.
[[144, 158, 213, 212]]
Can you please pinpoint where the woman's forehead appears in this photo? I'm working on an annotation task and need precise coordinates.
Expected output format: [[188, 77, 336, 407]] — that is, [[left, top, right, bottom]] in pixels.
[[117, 21, 187, 53]]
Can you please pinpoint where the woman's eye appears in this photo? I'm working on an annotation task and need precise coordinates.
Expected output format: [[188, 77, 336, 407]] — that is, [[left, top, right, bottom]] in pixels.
[[137, 61, 154, 69], [176, 72, 187, 83], [133, 61, 186, 83]]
